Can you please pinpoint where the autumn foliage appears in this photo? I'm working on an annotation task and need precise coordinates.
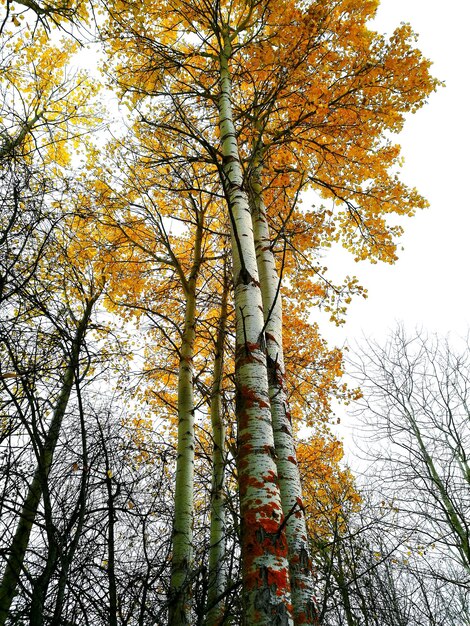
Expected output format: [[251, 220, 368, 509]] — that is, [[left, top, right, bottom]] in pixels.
[[0, 0, 439, 624]]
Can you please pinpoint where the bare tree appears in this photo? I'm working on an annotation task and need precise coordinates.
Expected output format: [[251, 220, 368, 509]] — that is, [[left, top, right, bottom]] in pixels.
[[342, 327, 470, 625]]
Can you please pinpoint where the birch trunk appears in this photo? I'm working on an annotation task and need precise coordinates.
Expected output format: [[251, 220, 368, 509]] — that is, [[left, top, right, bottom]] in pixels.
[[205, 263, 228, 626], [0, 295, 97, 626], [168, 219, 203, 625], [218, 33, 293, 625], [250, 165, 318, 625]]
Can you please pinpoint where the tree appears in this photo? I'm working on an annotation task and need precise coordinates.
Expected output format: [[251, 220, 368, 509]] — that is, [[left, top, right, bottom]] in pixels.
[[0, 222, 104, 624], [299, 432, 469, 626], [79, 150, 233, 623], [351, 328, 470, 578], [205, 259, 230, 626], [0, 15, 104, 620], [0, 0, 441, 623], [99, 0, 437, 621]]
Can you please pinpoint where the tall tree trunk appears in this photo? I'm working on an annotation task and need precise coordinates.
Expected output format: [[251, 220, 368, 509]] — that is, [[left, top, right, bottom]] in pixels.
[[250, 165, 318, 625], [335, 540, 357, 626], [168, 216, 204, 625], [218, 33, 293, 625], [205, 261, 229, 626], [96, 415, 120, 626], [0, 295, 97, 626]]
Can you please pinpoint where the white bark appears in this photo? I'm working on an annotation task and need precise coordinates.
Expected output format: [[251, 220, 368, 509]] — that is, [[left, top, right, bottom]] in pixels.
[[206, 269, 228, 626], [218, 33, 294, 625], [169, 222, 203, 625], [250, 165, 317, 625]]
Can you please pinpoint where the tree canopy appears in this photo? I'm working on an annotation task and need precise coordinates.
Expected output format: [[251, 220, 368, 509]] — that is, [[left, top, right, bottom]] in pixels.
[[0, 1, 448, 625]]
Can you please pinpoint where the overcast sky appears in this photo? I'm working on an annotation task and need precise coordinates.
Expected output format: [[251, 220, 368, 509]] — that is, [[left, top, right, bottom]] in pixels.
[[320, 0, 470, 348]]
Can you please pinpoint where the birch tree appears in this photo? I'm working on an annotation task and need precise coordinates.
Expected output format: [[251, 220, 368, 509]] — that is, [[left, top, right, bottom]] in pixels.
[[101, 0, 438, 621], [80, 144, 234, 622], [206, 259, 230, 626]]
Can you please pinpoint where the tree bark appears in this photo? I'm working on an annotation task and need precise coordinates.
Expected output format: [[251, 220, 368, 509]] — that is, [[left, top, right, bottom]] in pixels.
[[250, 165, 318, 625], [205, 262, 229, 626], [217, 32, 293, 625], [168, 215, 204, 625], [50, 381, 90, 624]]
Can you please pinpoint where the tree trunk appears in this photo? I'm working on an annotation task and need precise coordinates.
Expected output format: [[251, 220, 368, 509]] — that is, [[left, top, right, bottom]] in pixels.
[[205, 262, 228, 626], [29, 530, 58, 626], [250, 165, 318, 625], [410, 416, 470, 568], [0, 295, 97, 626], [217, 33, 293, 625], [168, 216, 204, 625], [335, 542, 357, 626]]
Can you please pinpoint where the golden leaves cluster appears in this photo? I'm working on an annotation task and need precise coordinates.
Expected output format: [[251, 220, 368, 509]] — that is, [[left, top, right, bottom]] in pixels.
[[298, 435, 361, 541], [84, 0, 439, 496]]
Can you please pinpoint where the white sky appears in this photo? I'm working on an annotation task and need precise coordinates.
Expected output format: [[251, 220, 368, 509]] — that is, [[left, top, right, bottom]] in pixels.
[[320, 0, 470, 348]]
